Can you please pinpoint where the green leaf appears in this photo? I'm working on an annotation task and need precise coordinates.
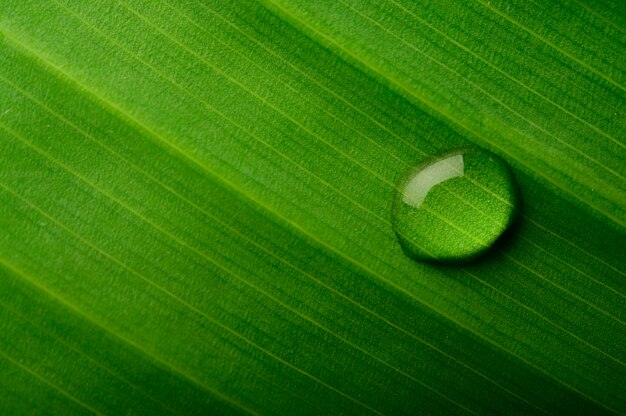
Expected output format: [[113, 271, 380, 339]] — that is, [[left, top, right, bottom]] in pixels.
[[0, 0, 624, 414]]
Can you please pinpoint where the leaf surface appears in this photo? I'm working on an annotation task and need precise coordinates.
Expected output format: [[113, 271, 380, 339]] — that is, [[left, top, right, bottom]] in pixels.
[[0, 1, 624, 414]]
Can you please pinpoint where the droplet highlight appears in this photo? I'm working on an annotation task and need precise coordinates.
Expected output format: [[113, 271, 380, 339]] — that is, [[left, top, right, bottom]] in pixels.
[[392, 147, 519, 263]]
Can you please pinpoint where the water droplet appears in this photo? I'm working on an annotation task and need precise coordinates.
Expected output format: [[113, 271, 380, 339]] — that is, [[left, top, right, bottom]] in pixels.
[[392, 147, 519, 263]]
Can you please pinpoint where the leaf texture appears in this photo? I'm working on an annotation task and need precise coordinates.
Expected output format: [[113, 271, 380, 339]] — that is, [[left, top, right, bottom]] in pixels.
[[0, 1, 624, 415]]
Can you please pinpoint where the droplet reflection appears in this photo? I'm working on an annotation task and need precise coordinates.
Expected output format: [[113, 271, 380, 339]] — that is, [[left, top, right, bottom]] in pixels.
[[402, 154, 464, 208]]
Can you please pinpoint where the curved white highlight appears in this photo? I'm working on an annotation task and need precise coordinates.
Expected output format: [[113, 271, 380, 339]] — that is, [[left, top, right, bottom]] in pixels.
[[402, 154, 464, 208]]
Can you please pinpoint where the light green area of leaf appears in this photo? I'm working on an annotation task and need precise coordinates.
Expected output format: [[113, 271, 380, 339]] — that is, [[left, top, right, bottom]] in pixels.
[[0, 0, 624, 414]]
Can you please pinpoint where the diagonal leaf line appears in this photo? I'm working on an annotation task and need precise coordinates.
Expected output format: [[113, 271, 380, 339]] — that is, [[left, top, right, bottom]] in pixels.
[[4, 33, 623, 366], [43, 1, 516, 268], [110, 0, 398, 190], [383, 0, 624, 149], [459, 267, 625, 366], [110, 0, 626, 327], [476, 0, 626, 91], [205, 0, 624, 277], [338, 0, 626, 181], [186, 0, 626, 283], [0, 69, 619, 415], [2, 164, 618, 414], [0, 258, 259, 416], [115, 2, 503, 250], [161, 1, 409, 170], [1, 26, 622, 411], [169, 0, 626, 297], [117, 0, 516, 238], [260, 0, 626, 229], [0, 127, 387, 416], [521, 235, 625, 298], [504, 255, 625, 325], [0, 123, 606, 414], [40, 0, 394, 231], [100, 0, 625, 321], [3, 16, 624, 370], [7, 11, 626, 370], [0, 298, 178, 415], [0, 73, 551, 415], [0, 343, 105, 415], [526, 220, 625, 279], [39, 1, 609, 308], [1, 132, 472, 414], [2, 0, 620, 412], [79, 0, 626, 352], [0, 125, 477, 415], [573, 0, 626, 35]]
